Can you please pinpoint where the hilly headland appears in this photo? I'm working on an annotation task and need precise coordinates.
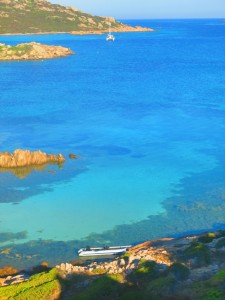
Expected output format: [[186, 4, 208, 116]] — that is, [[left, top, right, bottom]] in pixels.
[[0, 0, 153, 35]]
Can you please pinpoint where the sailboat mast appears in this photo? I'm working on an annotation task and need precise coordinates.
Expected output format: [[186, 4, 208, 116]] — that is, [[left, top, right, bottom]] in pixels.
[[109, 22, 111, 34]]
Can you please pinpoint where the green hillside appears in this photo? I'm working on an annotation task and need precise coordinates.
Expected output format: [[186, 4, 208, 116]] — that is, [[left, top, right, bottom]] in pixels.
[[0, 0, 122, 34]]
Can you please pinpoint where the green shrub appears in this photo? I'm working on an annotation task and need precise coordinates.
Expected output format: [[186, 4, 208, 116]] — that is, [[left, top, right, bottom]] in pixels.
[[128, 261, 158, 286], [215, 237, 225, 249], [191, 269, 225, 299], [120, 252, 131, 259], [91, 268, 106, 275], [184, 242, 211, 266], [120, 288, 146, 300], [145, 276, 175, 300], [214, 269, 225, 280], [165, 262, 190, 280], [76, 275, 123, 300], [218, 230, 225, 238], [201, 289, 224, 300], [198, 233, 216, 244]]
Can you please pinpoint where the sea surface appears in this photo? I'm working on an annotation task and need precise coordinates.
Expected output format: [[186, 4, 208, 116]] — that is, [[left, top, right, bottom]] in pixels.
[[1, 19, 225, 268]]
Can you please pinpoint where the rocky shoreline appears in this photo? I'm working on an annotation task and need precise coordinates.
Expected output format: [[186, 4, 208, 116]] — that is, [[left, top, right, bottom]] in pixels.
[[70, 25, 153, 35], [0, 42, 74, 60], [0, 25, 153, 37], [1, 230, 225, 300], [56, 233, 225, 281]]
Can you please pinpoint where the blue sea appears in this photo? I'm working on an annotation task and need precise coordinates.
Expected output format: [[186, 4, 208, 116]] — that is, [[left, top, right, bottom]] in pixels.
[[1, 19, 225, 268]]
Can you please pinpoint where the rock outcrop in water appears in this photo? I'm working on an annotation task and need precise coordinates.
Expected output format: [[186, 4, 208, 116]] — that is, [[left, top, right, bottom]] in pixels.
[[0, 42, 74, 60], [0, 149, 65, 168]]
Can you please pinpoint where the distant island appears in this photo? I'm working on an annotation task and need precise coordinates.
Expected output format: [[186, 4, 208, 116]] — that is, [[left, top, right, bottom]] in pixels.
[[0, 42, 73, 60], [0, 0, 153, 34]]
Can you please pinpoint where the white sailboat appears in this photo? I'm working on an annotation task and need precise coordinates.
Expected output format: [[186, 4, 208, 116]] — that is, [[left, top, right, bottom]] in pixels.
[[106, 23, 115, 42]]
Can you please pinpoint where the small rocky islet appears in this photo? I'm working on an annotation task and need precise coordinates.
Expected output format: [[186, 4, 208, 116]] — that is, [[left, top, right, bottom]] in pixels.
[[1, 150, 225, 298], [0, 149, 78, 178], [0, 0, 153, 61], [0, 42, 74, 60], [0, 149, 65, 167]]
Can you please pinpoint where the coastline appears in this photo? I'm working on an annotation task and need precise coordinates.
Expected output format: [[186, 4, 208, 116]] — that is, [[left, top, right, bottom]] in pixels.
[[1, 230, 225, 299], [1, 18, 225, 299], [70, 25, 154, 35], [0, 26, 153, 36]]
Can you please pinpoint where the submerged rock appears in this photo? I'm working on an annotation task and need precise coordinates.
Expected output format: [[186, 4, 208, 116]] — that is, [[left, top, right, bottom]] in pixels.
[[0, 149, 65, 168], [69, 153, 78, 159]]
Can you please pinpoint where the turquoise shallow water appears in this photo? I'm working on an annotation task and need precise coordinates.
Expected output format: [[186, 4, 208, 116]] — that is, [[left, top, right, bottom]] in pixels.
[[1, 19, 225, 268]]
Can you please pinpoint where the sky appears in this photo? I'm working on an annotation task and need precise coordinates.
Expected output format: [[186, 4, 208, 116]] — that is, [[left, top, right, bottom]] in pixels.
[[50, 0, 225, 19]]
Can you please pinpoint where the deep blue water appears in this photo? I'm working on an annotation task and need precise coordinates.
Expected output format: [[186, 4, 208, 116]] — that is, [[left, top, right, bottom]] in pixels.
[[1, 19, 225, 268]]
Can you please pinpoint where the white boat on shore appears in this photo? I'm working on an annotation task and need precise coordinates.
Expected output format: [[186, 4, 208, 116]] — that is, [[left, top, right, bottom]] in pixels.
[[78, 245, 131, 257]]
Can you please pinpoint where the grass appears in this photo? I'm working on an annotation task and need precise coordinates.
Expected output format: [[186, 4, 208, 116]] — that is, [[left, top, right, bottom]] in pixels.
[[1, 265, 225, 300], [0, 268, 61, 300], [0, 44, 33, 58]]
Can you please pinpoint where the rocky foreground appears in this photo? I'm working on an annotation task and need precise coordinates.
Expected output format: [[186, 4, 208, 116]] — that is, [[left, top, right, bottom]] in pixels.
[[0, 149, 65, 167], [1, 231, 225, 299], [56, 233, 225, 282], [0, 42, 73, 60]]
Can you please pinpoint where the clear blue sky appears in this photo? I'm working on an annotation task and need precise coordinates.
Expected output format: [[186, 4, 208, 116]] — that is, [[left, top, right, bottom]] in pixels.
[[50, 0, 225, 19]]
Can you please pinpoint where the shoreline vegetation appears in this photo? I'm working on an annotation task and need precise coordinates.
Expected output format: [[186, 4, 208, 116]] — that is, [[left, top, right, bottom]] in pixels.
[[1, 230, 225, 299]]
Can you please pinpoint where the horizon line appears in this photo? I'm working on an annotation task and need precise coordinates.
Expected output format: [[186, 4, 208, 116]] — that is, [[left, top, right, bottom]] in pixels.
[[117, 17, 225, 20]]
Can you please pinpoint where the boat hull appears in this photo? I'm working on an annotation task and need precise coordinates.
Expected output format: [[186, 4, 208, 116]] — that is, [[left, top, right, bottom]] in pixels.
[[78, 246, 131, 257], [106, 33, 115, 42]]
